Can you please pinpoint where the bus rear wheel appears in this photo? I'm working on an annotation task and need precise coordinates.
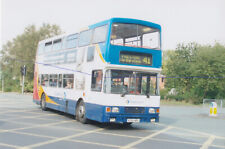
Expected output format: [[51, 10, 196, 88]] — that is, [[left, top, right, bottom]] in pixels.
[[41, 93, 47, 111], [76, 100, 88, 124]]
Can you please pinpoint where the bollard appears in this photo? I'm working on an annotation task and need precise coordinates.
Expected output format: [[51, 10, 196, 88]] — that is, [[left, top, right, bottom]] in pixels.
[[209, 102, 217, 117]]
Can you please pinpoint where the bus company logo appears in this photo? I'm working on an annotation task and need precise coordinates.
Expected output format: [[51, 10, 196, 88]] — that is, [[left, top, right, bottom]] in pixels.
[[125, 99, 130, 104]]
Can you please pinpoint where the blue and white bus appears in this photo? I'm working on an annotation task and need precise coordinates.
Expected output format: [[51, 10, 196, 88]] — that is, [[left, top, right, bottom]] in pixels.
[[33, 18, 162, 125]]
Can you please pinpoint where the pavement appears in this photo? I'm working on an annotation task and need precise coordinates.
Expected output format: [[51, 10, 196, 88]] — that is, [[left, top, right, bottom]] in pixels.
[[0, 92, 224, 149]]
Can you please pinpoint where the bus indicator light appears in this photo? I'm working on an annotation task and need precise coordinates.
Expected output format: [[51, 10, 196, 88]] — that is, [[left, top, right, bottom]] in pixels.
[[156, 109, 160, 113], [106, 107, 111, 113]]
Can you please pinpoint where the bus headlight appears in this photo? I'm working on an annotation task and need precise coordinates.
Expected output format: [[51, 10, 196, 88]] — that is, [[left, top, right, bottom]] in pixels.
[[112, 107, 119, 113], [149, 108, 155, 113]]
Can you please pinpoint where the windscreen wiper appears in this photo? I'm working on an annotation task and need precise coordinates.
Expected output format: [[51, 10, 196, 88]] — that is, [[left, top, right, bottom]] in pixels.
[[121, 91, 128, 97]]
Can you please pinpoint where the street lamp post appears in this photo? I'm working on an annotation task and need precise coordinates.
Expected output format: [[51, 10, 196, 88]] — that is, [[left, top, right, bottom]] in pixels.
[[0, 72, 3, 92], [21, 65, 26, 94]]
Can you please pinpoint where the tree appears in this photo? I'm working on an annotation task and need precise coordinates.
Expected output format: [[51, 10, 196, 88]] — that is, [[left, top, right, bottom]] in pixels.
[[0, 24, 62, 92], [163, 43, 225, 103]]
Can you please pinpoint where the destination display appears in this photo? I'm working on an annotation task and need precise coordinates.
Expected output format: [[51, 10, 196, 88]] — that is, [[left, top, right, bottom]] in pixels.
[[119, 51, 152, 66]]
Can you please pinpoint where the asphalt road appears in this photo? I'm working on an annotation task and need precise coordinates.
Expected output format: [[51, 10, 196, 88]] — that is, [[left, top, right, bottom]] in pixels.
[[0, 93, 224, 149]]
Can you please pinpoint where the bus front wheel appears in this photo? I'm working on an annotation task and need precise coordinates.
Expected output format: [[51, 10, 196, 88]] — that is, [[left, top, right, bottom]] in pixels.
[[122, 122, 132, 127], [76, 100, 88, 124], [41, 93, 47, 111]]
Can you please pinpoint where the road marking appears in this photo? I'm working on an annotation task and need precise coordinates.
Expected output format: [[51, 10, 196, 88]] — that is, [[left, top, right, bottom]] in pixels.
[[120, 126, 173, 149], [11, 129, 119, 148], [12, 126, 225, 149], [0, 142, 21, 148], [8, 128, 225, 149], [10, 130, 121, 148], [0, 120, 71, 133], [67, 139, 121, 148], [95, 131, 225, 148], [95, 131, 143, 139], [18, 128, 103, 149], [200, 135, 216, 149], [0, 113, 60, 121], [163, 131, 209, 138], [156, 123, 225, 140], [0, 109, 39, 114], [11, 130, 56, 139]]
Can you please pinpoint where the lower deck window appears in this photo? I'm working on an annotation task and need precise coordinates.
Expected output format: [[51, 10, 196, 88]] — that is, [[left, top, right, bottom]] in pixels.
[[63, 74, 74, 89], [41, 74, 49, 87], [49, 74, 58, 87]]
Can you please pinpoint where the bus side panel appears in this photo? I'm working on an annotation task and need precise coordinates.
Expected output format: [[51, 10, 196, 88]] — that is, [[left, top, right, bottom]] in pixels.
[[85, 102, 104, 122], [46, 102, 60, 111], [67, 99, 77, 115], [46, 95, 77, 115]]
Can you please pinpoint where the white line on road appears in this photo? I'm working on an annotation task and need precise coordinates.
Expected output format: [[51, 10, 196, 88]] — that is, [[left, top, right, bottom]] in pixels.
[[200, 135, 216, 149], [10, 130, 121, 148], [0, 113, 60, 121], [156, 123, 225, 140], [120, 126, 173, 149], [0, 109, 40, 114], [0, 142, 21, 149], [18, 128, 104, 149], [0, 120, 71, 133]]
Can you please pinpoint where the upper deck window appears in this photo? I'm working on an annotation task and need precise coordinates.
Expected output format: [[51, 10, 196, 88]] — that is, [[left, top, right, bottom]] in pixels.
[[92, 25, 108, 44], [79, 30, 92, 47], [66, 34, 78, 49], [38, 43, 45, 54], [110, 23, 160, 49], [53, 39, 62, 50], [45, 41, 52, 52]]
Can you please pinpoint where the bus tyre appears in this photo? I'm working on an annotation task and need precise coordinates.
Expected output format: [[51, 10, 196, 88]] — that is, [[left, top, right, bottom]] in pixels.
[[122, 122, 132, 127], [76, 100, 88, 124], [41, 94, 47, 111]]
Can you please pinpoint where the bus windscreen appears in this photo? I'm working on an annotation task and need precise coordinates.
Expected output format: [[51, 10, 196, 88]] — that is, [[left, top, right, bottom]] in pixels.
[[110, 23, 160, 49]]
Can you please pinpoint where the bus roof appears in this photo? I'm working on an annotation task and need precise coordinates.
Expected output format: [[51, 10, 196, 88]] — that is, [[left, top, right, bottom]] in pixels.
[[39, 18, 161, 44], [89, 18, 161, 30]]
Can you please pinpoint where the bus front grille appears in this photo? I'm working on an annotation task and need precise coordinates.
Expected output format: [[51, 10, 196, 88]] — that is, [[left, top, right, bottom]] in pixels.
[[124, 107, 145, 114]]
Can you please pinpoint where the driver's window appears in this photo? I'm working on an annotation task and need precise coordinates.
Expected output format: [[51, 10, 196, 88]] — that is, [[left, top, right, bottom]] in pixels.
[[91, 70, 103, 92], [149, 76, 157, 95]]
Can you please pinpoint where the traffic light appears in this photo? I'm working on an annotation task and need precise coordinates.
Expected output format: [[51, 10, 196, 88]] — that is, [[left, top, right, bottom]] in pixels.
[[20, 65, 26, 76]]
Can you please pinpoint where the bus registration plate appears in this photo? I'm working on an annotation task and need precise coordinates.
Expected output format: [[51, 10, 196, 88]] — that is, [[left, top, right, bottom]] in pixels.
[[127, 118, 140, 123]]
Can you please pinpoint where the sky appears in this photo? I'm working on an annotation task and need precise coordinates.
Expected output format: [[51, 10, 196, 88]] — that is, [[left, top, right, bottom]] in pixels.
[[1, 0, 225, 50]]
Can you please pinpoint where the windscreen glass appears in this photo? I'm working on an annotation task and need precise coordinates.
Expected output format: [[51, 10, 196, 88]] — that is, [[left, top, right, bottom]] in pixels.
[[104, 70, 158, 96], [110, 23, 160, 49]]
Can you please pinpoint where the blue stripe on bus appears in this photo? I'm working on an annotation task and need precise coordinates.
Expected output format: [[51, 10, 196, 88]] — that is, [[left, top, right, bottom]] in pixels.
[[41, 95, 159, 123]]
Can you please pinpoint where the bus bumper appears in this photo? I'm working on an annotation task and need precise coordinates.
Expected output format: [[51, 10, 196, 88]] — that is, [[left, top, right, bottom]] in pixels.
[[102, 113, 159, 123]]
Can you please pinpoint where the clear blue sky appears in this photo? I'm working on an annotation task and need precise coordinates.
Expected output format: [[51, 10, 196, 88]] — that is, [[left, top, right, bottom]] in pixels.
[[1, 0, 225, 50]]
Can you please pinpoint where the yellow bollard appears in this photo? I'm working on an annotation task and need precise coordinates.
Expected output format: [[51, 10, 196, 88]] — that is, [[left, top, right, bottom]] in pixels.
[[209, 102, 217, 117]]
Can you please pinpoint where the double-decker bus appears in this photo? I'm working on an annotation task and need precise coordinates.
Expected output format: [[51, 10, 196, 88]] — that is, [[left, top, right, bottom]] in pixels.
[[33, 18, 162, 125]]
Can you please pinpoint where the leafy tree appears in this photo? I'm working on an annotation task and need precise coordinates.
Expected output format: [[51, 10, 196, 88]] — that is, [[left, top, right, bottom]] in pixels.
[[0, 24, 62, 92], [163, 43, 225, 103]]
